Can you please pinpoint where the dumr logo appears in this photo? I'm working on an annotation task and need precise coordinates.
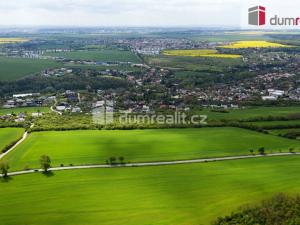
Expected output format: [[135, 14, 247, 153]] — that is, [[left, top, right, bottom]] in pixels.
[[248, 6, 266, 26], [92, 100, 114, 125], [248, 6, 300, 26]]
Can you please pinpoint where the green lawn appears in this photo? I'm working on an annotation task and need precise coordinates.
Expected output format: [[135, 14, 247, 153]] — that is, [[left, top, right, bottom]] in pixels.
[[4, 127, 299, 171], [200, 106, 300, 121], [1, 156, 300, 225], [0, 56, 61, 81], [45, 50, 141, 63], [0, 128, 24, 153], [0, 107, 50, 116]]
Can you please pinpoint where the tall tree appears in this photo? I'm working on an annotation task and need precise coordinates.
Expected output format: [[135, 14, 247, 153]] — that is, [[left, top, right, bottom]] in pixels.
[[0, 161, 10, 177], [40, 155, 51, 173]]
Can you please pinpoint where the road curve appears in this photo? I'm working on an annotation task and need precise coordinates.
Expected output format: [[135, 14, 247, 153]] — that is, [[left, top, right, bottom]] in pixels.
[[50, 106, 62, 115], [2, 152, 300, 178]]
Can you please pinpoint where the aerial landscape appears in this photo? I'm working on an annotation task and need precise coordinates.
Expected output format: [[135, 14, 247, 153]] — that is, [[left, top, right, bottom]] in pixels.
[[1, 1, 300, 225]]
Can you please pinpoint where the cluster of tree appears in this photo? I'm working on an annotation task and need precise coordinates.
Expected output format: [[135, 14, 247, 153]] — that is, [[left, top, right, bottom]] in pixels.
[[239, 114, 300, 123], [213, 193, 300, 225], [0, 122, 25, 129], [228, 122, 268, 134], [249, 147, 265, 155], [29, 114, 98, 132], [0, 74, 129, 97], [279, 131, 300, 140], [1, 137, 23, 154], [210, 109, 229, 114], [29, 113, 228, 132], [106, 156, 125, 165], [259, 124, 300, 130], [241, 99, 300, 107]]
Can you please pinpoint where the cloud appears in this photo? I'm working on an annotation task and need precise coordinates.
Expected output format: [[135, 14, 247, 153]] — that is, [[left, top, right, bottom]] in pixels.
[[0, 0, 296, 27]]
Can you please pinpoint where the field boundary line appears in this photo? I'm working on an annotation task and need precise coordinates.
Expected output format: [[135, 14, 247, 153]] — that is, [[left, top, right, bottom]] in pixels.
[[0, 132, 28, 160], [0, 123, 34, 160], [2, 152, 300, 177]]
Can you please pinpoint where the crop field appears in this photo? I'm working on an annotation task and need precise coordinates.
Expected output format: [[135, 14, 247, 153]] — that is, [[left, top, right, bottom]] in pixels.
[[219, 41, 292, 49], [0, 38, 28, 44], [1, 156, 300, 225], [0, 128, 24, 153], [163, 49, 241, 58], [200, 106, 300, 121], [64, 63, 144, 72], [0, 107, 50, 116], [0, 56, 61, 81], [145, 55, 242, 71], [191, 33, 273, 42], [3, 127, 300, 171], [45, 50, 141, 63]]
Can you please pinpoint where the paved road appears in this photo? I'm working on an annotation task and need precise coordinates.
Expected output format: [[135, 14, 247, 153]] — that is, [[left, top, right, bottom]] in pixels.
[[50, 106, 62, 115], [50, 98, 62, 115], [2, 152, 300, 178]]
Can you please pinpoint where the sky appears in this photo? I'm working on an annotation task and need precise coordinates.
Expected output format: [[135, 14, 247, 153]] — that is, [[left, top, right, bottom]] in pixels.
[[0, 0, 298, 27]]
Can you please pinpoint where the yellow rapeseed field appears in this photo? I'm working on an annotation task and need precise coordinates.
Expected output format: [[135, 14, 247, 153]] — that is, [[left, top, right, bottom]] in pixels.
[[0, 38, 29, 44], [219, 41, 292, 49], [163, 49, 241, 58]]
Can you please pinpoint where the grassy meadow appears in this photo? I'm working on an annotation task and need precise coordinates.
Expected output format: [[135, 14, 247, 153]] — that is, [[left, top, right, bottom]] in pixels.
[[145, 55, 242, 71], [163, 49, 241, 58], [0, 128, 24, 153], [200, 106, 300, 121], [45, 50, 141, 63], [1, 156, 300, 225], [0, 56, 61, 81], [3, 127, 300, 171]]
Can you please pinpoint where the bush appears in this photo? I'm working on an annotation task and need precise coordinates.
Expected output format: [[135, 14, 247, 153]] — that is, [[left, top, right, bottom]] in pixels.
[[213, 194, 300, 225]]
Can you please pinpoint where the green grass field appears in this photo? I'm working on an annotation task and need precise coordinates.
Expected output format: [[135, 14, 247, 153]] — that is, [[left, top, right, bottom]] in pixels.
[[4, 127, 299, 171], [0, 107, 50, 116], [64, 63, 144, 72], [191, 33, 272, 42], [0, 128, 24, 152], [1, 156, 300, 225], [145, 55, 241, 71], [0, 56, 61, 81], [200, 107, 300, 121], [45, 50, 141, 63]]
